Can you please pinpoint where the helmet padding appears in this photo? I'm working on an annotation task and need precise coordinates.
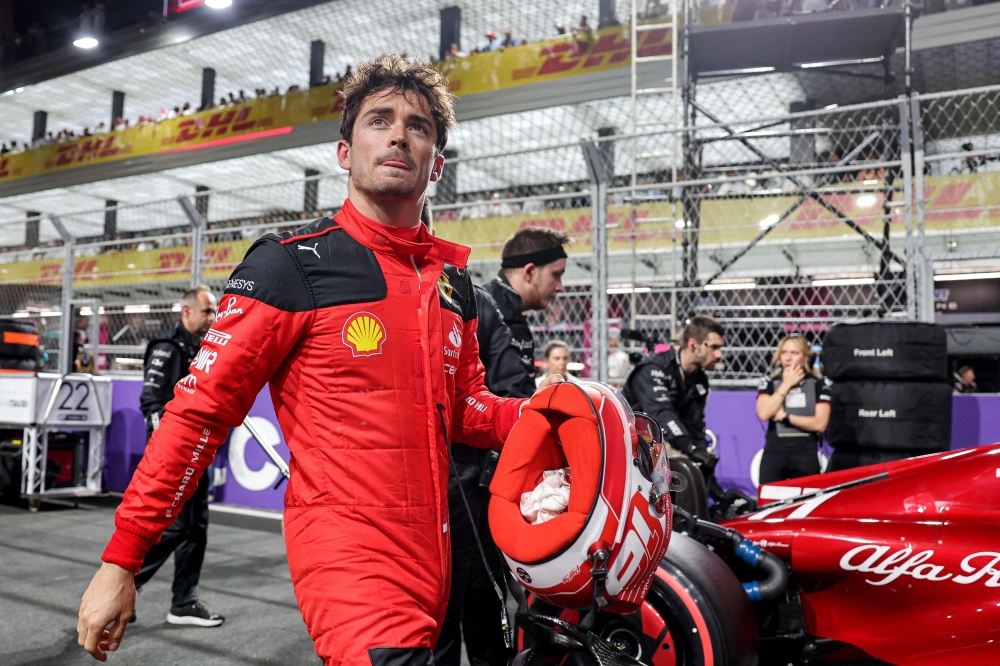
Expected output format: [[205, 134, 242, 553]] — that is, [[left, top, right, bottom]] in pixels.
[[490, 389, 603, 564]]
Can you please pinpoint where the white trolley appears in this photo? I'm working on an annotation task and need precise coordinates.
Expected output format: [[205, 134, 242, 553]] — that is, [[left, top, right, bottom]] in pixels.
[[0, 372, 113, 509]]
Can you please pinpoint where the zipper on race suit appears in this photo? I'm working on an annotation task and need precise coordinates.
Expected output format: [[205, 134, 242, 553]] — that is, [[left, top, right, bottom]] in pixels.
[[410, 255, 421, 291]]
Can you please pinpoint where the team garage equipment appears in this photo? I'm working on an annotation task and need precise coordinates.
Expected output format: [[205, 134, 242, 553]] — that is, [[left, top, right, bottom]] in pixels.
[[0, 371, 112, 509], [823, 322, 951, 468]]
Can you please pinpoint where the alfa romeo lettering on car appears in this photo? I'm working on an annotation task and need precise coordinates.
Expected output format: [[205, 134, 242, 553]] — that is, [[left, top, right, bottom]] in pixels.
[[840, 544, 1000, 588]]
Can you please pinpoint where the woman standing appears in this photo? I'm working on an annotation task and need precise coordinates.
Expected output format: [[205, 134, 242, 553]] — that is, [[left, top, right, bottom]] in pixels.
[[536, 340, 579, 387], [756, 335, 832, 484]]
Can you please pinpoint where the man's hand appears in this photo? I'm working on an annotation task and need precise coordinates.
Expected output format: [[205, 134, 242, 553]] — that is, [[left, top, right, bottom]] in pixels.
[[78, 562, 135, 661], [534, 373, 564, 393], [775, 407, 787, 422]]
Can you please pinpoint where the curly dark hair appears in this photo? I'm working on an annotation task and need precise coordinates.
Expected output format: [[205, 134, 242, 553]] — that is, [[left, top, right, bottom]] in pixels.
[[339, 54, 457, 152]]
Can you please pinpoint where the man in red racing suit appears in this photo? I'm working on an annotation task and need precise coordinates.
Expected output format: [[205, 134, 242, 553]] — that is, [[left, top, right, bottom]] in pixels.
[[78, 55, 544, 666]]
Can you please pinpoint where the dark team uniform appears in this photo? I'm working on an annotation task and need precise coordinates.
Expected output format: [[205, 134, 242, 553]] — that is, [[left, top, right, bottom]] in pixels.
[[140, 322, 201, 436], [436, 286, 535, 666], [136, 321, 210, 609], [622, 349, 712, 462], [481, 275, 536, 385], [756, 374, 833, 484], [473, 286, 538, 400]]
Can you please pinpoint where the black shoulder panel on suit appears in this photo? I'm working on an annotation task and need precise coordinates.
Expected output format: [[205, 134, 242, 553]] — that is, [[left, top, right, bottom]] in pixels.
[[224, 217, 387, 312], [439, 265, 476, 322]]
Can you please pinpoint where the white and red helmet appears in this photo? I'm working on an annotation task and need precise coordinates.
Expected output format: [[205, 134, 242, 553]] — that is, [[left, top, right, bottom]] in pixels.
[[489, 380, 673, 613]]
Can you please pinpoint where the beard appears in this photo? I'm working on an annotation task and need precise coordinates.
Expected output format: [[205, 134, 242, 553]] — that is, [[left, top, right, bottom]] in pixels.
[[354, 150, 425, 200]]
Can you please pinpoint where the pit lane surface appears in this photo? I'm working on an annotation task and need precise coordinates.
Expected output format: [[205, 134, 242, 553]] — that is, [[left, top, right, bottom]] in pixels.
[[0, 497, 319, 666]]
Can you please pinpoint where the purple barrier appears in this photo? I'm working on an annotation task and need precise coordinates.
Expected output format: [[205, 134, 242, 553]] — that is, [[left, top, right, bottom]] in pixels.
[[104, 378, 1000, 508], [706, 391, 766, 498], [211, 387, 289, 510], [103, 378, 146, 491]]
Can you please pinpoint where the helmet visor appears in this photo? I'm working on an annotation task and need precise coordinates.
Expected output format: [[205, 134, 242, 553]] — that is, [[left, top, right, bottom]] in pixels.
[[635, 413, 670, 516]]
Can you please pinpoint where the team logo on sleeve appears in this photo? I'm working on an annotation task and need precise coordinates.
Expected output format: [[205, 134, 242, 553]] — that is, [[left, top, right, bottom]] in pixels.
[[204, 328, 231, 346], [448, 321, 463, 348], [342, 312, 386, 357], [437, 273, 454, 304], [176, 374, 197, 395]]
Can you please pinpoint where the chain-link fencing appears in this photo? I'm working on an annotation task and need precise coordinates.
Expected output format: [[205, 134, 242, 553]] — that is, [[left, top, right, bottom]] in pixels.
[[5, 80, 1000, 381]]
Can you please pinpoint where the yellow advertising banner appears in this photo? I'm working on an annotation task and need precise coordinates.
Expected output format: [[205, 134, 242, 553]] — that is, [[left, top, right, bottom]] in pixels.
[[434, 201, 680, 261], [0, 22, 671, 187], [0, 88, 345, 186], [698, 172, 1000, 246], [438, 21, 671, 97], [3, 172, 996, 288], [0, 240, 251, 287]]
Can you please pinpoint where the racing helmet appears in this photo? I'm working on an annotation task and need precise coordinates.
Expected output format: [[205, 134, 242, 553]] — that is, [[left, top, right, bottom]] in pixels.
[[489, 380, 673, 613]]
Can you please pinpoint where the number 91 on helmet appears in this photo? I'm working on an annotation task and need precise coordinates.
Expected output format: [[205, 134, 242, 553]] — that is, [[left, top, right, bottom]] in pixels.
[[488, 380, 682, 613]]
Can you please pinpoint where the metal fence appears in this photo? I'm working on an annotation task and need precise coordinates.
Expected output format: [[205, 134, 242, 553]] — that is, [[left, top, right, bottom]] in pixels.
[[1, 83, 998, 383]]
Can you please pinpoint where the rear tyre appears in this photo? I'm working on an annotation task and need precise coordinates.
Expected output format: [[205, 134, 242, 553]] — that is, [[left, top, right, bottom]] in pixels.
[[650, 532, 758, 666], [518, 533, 758, 666]]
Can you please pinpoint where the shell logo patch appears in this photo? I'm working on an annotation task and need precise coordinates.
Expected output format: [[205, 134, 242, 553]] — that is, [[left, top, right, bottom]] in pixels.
[[342, 312, 386, 357]]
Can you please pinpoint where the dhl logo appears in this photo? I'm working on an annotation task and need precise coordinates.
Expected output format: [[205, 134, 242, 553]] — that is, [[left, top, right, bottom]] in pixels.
[[47, 137, 128, 168], [518, 28, 673, 80], [163, 107, 275, 146], [0, 157, 21, 180], [40, 263, 62, 280], [310, 88, 346, 119], [204, 247, 236, 269], [37, 259, 101, 283], [158, 252, 189, 270], [783, 183, 989, 230], [508, 208, 670, 245]]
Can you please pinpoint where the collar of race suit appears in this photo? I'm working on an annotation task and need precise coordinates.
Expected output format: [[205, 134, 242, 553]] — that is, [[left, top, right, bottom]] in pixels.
[[335, 198, 470, 269]]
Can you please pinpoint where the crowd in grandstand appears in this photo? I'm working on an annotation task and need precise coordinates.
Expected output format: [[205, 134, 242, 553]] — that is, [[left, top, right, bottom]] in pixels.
[[0, 151, 898, 261]]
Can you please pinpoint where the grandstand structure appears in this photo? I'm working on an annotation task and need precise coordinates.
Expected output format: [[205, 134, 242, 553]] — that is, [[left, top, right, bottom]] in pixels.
[[1, 0, 999, 383]]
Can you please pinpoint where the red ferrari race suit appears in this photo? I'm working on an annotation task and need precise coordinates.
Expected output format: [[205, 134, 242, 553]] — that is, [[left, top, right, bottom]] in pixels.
[[101, 199, 525, 666]]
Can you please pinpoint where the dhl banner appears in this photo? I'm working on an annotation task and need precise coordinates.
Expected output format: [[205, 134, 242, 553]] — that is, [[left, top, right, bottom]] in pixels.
[[438, 20, 671, 97], [698, 172, 1000, 246], [435, 201, 680, 261], [2, 172, 996, 287], [0, 241, 253, 287], [0, 23, 671, 187]]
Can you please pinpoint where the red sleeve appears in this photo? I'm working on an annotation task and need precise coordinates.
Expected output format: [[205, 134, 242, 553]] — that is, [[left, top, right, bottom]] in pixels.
[[103, 243, 312, 571], [450, 316, 526, 450]]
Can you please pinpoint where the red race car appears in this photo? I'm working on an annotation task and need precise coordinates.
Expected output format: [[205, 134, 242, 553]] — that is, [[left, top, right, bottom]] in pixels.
[[516, 445, 1000, 666]]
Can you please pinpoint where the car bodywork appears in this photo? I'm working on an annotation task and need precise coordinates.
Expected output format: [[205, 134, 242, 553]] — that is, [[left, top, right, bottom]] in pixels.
[[722, 445, 1000, 665]]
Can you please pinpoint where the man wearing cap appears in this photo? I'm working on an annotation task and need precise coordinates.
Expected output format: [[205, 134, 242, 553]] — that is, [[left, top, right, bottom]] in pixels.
[[482, 30, 500, 52]]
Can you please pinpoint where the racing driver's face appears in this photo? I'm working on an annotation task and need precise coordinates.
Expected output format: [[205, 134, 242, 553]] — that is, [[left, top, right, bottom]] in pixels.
[[338, 88, 444, 211]]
